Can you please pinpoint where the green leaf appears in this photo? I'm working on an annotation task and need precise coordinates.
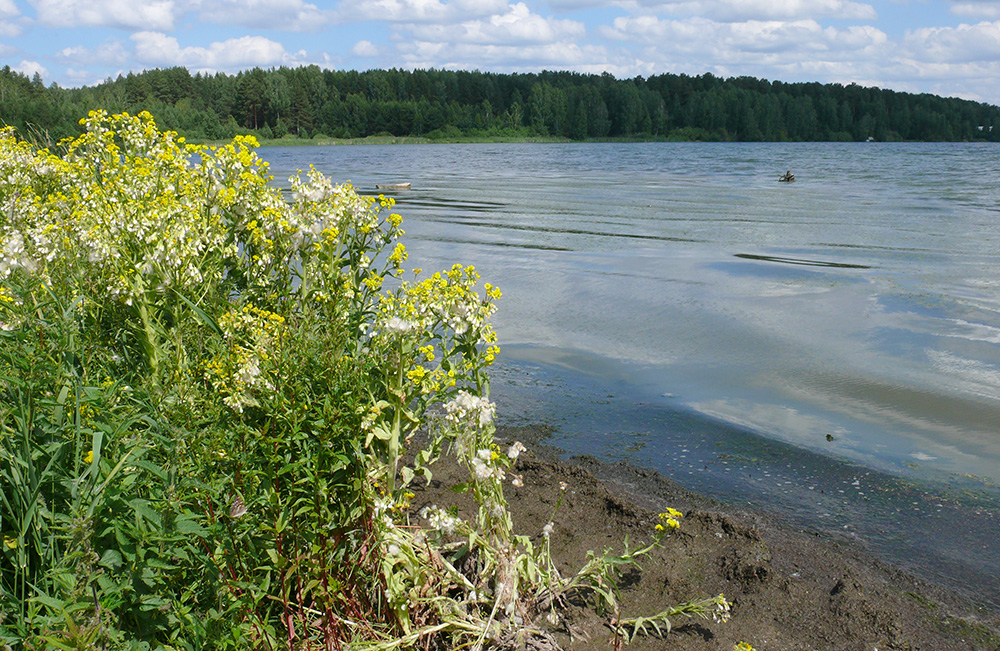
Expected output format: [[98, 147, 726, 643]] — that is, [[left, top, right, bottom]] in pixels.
[[265, 548, 286, 569], [132, 459, 167, 481], [31, 593, 66, 612], [171, 289, 223, 336], [99, 548, 123, 571], [130, 498, 159, 524], [173, 515, 207, 537]]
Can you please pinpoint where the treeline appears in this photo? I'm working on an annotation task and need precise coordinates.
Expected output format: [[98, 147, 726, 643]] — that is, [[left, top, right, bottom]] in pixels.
[[3, 64, 1000, 142]]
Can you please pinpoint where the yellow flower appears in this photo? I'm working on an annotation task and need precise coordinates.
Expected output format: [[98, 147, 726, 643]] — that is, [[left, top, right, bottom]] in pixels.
[[84, 450, 93, 464], [734, 643, 756, 651], [656, 511, 681, 531]]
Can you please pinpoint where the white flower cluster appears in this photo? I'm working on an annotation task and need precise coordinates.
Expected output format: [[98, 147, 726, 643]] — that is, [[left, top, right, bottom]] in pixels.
[[419, 505, 461, 534], [207, 306, 283, 413], [0, 231, 35, 279], [0, 113, 397, 319], [470, 448, 504, 483], [286, 168, 388, 256], [445, 390, 495, 430], [383, 315, 417, 335], [712, 595, 732, 623]]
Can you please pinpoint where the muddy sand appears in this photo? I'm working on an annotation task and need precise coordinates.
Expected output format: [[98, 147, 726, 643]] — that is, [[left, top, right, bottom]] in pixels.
[[408, 424, 1000, 651]]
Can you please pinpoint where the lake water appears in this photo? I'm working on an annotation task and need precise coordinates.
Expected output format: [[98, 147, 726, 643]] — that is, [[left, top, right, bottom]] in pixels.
[[259, 142, 1000, 607]]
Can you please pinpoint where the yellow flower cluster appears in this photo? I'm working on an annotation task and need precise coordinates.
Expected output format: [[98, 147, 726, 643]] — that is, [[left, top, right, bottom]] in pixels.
[[205, 304, 286, 413], [377, 264, 499, 340], [0, 111, 401, 326], [654, 507, 684, 532]]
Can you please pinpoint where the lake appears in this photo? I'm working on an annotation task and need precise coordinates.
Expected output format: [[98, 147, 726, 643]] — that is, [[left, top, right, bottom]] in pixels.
[[259, 141, 1000, 607]]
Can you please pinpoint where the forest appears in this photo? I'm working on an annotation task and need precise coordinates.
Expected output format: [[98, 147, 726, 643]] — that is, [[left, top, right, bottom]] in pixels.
[[2, 64, 999, 143]]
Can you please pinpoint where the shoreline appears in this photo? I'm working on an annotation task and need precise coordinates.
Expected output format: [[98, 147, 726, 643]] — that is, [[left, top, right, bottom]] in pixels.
[[486, 351, 1000, 613], [410, 422, 1000, 650]]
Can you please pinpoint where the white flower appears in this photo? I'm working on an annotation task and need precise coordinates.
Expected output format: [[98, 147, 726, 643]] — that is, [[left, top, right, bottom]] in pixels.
[[444, 390, 495, 429], [712, 595, 732, 623], [542, 522, 554, 538], [507, 441, 526, 460], [422, 505, 460, 534], [511, 474, 523, 488], [384, 316, 415, 335], [559, 481, 568, 492], [472, 457, 492, 482]]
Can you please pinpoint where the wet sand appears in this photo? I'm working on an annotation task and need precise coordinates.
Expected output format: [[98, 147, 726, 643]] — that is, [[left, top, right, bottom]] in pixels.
[[409, 423, 1000, 651]]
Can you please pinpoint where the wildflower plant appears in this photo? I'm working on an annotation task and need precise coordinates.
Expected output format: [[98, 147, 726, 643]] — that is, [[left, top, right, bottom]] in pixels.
[[0, 112, 731, 650]]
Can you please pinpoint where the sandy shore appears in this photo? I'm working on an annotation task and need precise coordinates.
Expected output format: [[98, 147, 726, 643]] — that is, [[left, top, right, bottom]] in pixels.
[[409, 423, 1000, 651]]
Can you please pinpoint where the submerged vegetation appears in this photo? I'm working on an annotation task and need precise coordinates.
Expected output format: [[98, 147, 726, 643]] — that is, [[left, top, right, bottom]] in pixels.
[[0, 111, 732, 649], [3, 65, 1000, 144]]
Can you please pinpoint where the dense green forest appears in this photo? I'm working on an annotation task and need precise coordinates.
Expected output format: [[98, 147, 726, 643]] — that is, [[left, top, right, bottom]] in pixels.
[[3, 64, 999, 142]]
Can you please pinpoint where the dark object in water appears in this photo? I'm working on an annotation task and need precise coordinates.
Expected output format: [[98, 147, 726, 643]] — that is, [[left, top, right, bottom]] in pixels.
[[779, 170, 795, 182]]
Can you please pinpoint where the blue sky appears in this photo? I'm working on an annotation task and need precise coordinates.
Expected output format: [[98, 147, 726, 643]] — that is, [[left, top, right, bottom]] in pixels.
[[3, 0, 1000, 104]]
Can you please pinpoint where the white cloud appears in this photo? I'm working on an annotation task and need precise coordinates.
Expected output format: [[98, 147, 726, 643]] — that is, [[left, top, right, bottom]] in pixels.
[[63, 68, 110, 87], [904, 20, 1000, 63], [405, 2, 584, 44], [950, 2, 1000, 19], [1, 0, 25, 35], [28, 0, 179, 30], [13, 60, 48, 80], [603, 15, 887, 59], [337, 0, 509, 23], [351, 39, 379, 56], [57, 40, 130, 66], [191, 0, 334, 31], [550, 0, 876, 21], [130, 32, 297, 70], [399, 38, 612, 69]]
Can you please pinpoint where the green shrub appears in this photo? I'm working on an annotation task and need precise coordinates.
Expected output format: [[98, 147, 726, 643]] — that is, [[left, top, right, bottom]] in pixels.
[[0, 111, 728, 650]]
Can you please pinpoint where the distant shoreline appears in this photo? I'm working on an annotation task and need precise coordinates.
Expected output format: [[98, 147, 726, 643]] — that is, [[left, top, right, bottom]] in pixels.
[[217, 135, 1000, 147]]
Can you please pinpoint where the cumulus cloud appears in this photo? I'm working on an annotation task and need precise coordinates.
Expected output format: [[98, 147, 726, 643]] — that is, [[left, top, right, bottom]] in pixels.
[[549, 0, 876, 21], [351, 40, 379, 56], [904, 20, 1000, 63], [399, 39, 610, 69], [602, 15, 887, 59], [190, 0, 333, 31], [950, 2, 1000, 19], [337, 0, 509, 23], [131, 32, 297, 70], [28, 0, 178, 30], [405, 2, 584, 44], [13, 60, 48, 80], [57, 40, 130, 66]]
